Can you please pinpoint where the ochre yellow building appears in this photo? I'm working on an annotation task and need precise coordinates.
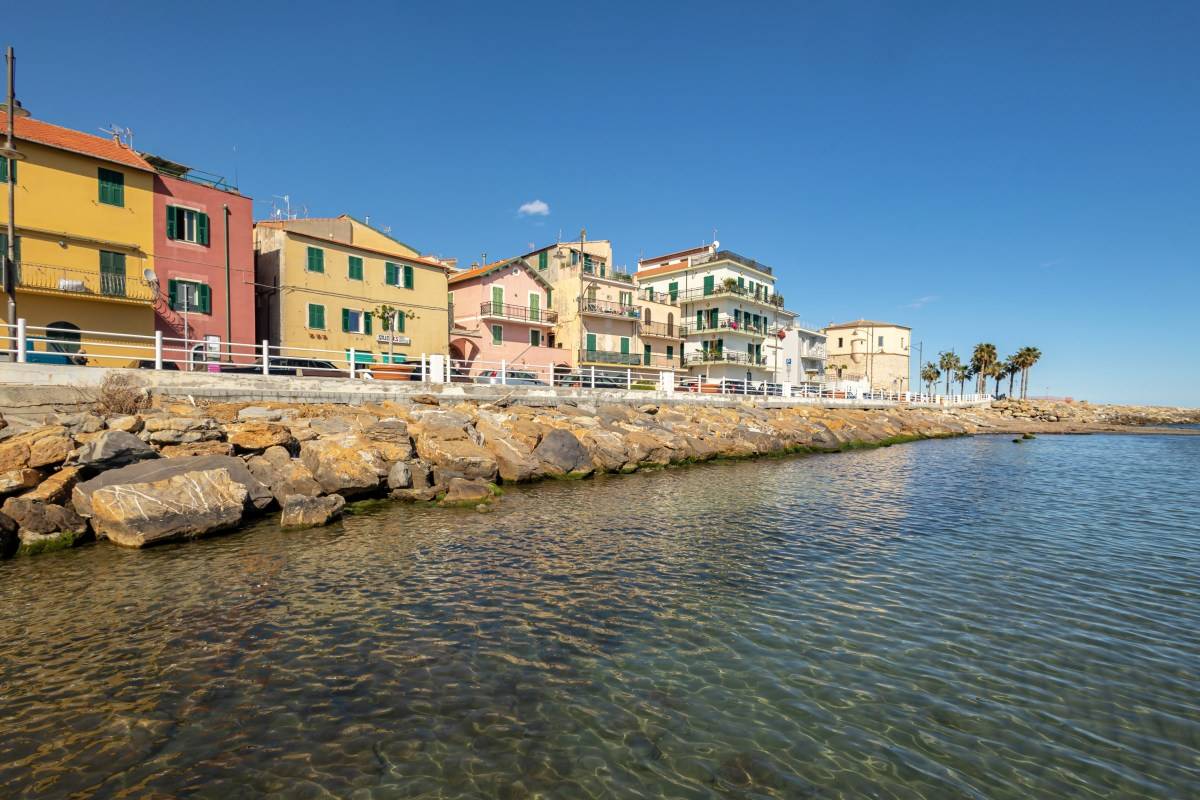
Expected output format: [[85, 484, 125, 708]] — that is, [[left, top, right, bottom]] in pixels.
[[254, 216, 450, 366], [1, 113, 157, 363]]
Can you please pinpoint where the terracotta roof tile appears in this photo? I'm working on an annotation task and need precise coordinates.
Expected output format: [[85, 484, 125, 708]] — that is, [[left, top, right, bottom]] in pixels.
[[824, 319, 911, 330], [3, 113, 154, 171]]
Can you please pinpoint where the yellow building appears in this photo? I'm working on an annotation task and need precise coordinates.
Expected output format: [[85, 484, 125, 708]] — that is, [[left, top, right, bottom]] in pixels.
[[1, 113, 157, 363], [823, 319, 912, 391], [254, 216, 450, 366]]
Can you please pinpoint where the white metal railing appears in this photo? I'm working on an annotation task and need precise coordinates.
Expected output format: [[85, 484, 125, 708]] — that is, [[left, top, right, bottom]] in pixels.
[[0, 318, 992, 406]]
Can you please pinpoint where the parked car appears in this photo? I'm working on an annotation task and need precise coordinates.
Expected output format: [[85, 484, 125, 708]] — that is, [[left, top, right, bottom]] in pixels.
[[475, 369, 548, 386], [221, 357, 345, 378], [554, 370, 628, 389], [129, 359, 180, 370]]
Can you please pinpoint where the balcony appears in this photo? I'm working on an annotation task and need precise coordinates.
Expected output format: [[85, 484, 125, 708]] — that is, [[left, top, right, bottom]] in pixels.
[[14, 262, 156, 305], [479, 301, 558, 325], [684, 350, 770, 368], [639, 321, 681, 339], [578, 349, 642, 366], [639, 289, 679, 306], [680, 314, 772, 338], [673, 283, 785, 308], [580, 298, 640, 320]]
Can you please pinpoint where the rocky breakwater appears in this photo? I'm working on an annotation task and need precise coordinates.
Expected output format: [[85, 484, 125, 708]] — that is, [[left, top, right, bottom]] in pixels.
[[944, 399, 1200, 433], [0, 400, 978, 558]]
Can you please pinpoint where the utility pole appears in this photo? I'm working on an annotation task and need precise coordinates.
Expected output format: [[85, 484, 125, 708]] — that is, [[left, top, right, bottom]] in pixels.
[[915, 340, 922, 395], [2, 46, 27, 350]]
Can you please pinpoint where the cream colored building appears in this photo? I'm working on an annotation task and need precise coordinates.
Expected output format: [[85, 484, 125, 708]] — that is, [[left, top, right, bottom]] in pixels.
[[823, 319, 911, 392], [254, 216, 449, 367]]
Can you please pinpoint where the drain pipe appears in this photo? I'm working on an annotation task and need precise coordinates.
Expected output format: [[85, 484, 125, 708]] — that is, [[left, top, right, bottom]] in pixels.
[[223, 204, 232, 357]]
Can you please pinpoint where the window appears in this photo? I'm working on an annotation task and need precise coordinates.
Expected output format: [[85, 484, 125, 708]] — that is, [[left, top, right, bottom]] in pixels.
[[666, 345, 674, 362], [307, 303, 326, 329], [99, 251, 126, 296], [703, 275, 714, 296], [619, 291, 632, 307], [620, 337, 630, 355], [538, 250, 548, 270], [838, 337, 844, 347], [348, 256, 363, 280], [0, 233, 20, 264], [391, 311, 406, 333], [491, 324, 503, 345], [386, 262, 413, 287], [403, 264, 414, 289], [545, 287, 552, 306], [571, 250, 579, 265], [342, 308, 372, 334], [528, 293, 540, 321], [586, 333, 597, 353], [491, 286, 504, 313], [167, 279, 211, 313], [668, 281, 678, 301], [878, 335, 884, 347], [643, 344, 651, 366], [708, 308, 718, 328], [530, 329, 542, 347], [0, 156, 14, 183], [98, 168, 124, 206], [307, 247, 324, 273], [166, 206, 210, 245], [643, 307, 652, 325], [45, 321, 81, 354], [695, 310, 703, 330]]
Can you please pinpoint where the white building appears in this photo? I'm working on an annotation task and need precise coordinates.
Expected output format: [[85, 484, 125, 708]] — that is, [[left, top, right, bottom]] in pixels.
[[635, 243, 795, 381], [775, 324, 827, 384]]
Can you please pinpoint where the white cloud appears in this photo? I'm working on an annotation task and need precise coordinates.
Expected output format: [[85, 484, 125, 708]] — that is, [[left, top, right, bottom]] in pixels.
[[517, 199, 550, 217], [904, 295, 940, 310]]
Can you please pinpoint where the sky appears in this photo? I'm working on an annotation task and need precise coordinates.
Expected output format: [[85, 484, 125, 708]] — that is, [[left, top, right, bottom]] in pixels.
[[8, 1, 1199, 404]]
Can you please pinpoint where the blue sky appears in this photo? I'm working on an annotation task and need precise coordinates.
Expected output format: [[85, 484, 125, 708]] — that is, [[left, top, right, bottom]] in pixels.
[[9, 1, 1199, 404]]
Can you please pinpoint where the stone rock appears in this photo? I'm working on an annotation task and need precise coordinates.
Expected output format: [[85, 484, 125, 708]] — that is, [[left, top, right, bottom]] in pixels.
[[533, 429, 594, 478], [477, 425, 541, 482], [439, 477, 495, 507], [58, 412, 106, 434], [141, 416, 223, 445], [2, 497, 88, 536], [74, 430, 159, 471], [107, 415, 143, 434], [160, 441, 236, 458], [73, 455, 272, 517], [0, 511, 18, 558], [389, 460, 437, 502], [364, 419, 414, 461], [27, 435, 73, 469], [0, 425, 71, 470], [412, 394, 439, 405], [247, 452, 322, 505], [280, 493, 345, 529], [21, 465, 83, 504], [89, 468, 249, 548], [411, 415, 497, 482], [237, 406, 284, 421], [387, 461, 412, 490], [0, 469, 43, 496], [299, 436, 387, 497], [226, 421, 293, 452]]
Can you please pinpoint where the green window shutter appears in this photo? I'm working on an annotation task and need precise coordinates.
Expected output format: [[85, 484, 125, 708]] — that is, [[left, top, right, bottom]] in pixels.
[[668, 281, 678, 300], [545, 287, 552, 306], [307, 247, 324, 272], [385, 262, 398, 285], [308, 304, 324, 329], [586, 333, 596, 352], [199, 283, 212, 313], [167, 279, 179, 310], [643, 344, 651, 366], [530, 329, 540, 346], [98, 168, 124, 206], [364, 311, 373, 335], [341, 308, 351, 332], [396, 312, 405, 333], [666, 345, 673, 361], [197, 213, 210, 246], [529, 294, 539, 321], [538, 251, 547, 270], [403, 264, 414, 289], [0, 156, 6, 182], [166, 206, 177, 239], [737, 276, 745, 289], [491, 324, 503, 345], [620, 337, 630, 355], [348, 256, 363, 280], [703, 275, 714, 295], [696, 310, 703, 329]]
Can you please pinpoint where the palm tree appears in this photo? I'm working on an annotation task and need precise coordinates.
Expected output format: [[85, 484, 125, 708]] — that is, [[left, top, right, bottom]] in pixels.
[[1016, 346, 1042, 399], [988, 361, 1006, 396], [970, 343, 998, 395], [920, 362, 941, 395], [938, 351, 960, 395], [954, 364, 970, 396], [1004, 356, 1020, 398]]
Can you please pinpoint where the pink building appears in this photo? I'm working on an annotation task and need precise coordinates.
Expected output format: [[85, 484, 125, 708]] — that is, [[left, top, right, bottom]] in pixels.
[[145, 154, 255, 366], [448, 258, 564, 374]]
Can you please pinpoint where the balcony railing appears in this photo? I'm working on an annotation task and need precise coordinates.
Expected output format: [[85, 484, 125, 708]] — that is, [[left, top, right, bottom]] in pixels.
[[684, 350, 770, 367], [579, 348, 642, 366], [639, 289, 679, 306], [580, 298, 640, 319], [638, 321, 681, 339], [14, 262, 156, 304], [579, 264, 634, 284], [479, 301, 558, 324], [673, 283, 785, 307], [679, 315, 773, 338]]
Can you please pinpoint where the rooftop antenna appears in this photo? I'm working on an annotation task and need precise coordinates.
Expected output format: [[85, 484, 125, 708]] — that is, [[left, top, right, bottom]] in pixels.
[[272, 194, 292, 220], [301, 205, 308, 219], [99, 124, 133, 149]]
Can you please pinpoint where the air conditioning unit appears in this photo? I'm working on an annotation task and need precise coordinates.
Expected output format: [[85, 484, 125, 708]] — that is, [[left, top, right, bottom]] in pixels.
[[58, 279, 86, 292]]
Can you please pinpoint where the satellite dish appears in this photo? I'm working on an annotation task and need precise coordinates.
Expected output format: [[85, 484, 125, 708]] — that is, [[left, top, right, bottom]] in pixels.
[[142, 268, 160, 292], [712, 240, 720, 250]]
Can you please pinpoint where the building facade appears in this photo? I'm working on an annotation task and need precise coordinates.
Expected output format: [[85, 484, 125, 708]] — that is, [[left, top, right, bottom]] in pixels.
[[775, 325, 827, 384], [144, 154, 254, 367], [1, 113, 157, 364], [447, 258, 562, 372], [635, 244, 794, 381], [822, 319, 911, 392], [254, 216, 449, 367]]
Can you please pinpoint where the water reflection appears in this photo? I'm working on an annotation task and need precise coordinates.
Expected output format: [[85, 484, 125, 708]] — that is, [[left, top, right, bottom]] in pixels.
[[1, 435, 1198, 798]]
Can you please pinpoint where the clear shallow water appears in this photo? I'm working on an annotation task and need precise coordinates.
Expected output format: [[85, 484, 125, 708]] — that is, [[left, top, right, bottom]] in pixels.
[[1, 435, 1198, 799]]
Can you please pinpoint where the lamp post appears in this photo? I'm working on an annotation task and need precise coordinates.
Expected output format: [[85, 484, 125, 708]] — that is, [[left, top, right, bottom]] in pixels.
[[1, 46, 30, 357]]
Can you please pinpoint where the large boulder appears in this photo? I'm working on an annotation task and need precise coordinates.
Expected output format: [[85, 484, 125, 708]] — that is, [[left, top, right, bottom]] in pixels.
[[226, 421, 293, 453], [389, 461, 438, 502], [533, 429, 594, 478], [0, 511, 19, 558], [363, 419, 414, 462], [299, 436, 387, 497], [160, 441, 235, 458], [88, 468, 249, 548], [438, 477, 495, 507], [0, 426, 73, 471], [73, 455, 271, 517], [280, 494, 345, 529], [74, 430, 158, 471], [21, 465, 83, 505], [386, 461, 412, 490], [0, 469, 43, 497], [247, 447, 323, 505], [475, 419, 541, 482], [411, 415, 497, 482]]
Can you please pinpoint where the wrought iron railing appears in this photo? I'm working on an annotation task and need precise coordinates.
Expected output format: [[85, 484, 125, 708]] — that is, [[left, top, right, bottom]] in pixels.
[[679, 315, 772, 337], [684, 350, 769, 367], [14, 262, 156, 303], [580, 299, 640, 319], [479, 301, 558, 324], [639, 321, 681, 338], [672, 283, 785, 306], [579, 349, 642, 365]]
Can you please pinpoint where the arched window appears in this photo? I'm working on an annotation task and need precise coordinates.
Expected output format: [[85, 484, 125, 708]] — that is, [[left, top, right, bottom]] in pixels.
[[45, 321, 81, 354], [667, 312, 674, 337], [643, 307, 652, 325]]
